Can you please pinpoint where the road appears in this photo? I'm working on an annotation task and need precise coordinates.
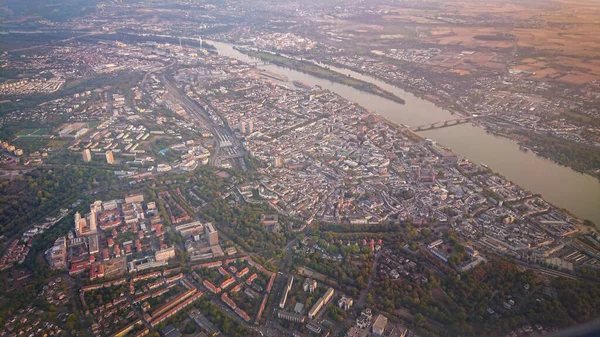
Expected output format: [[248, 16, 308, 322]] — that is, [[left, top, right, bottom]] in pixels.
[[329, 251, 381, 336], [357, 251, 381, 308]]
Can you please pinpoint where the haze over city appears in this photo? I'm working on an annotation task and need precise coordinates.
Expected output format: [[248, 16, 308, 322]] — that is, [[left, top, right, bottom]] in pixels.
[[0, 1, 599, 337]]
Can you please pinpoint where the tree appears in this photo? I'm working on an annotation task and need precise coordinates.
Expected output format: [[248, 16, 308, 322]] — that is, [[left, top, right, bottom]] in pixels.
[[415, 313, 425, 326], [183, 321, 197, 334], [66, 314, 78, 331]]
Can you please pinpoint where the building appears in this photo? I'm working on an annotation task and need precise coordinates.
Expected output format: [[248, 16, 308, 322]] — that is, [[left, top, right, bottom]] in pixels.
[[338, 295, 353, 311], [279, 275, 294, 309], [82, 149, 92, 162], [427, 239, 443, 249], [189, 309, 220, 336], [236, 267, 249, 278], [274, 156, 283, 168], [89, 263, 104, 280], [388, 324, 408, 337], [294, 302, 304, 314], [47, 236, 67, 270], [205, 222, 218, 245], [155, 246, 176, 261], [277, 310, 305, 323], [356, 315, 370, 329], [175, 221, 204, 237], [346, 327, 369, 337], [220, 277, 235, 289], [149, 291, 203, 327], [203, 280, 221, 294], [128, 256, 167, 272], [308, 287, 334, 319], [88, 234, 100, 254], [241, 120, 254, 134], [125, 194, 144, 204], [303, 278, 317, 293], [306, 322, 323, 334], [106, 150, 115, 164], [89, 210, 97, 234], [372, 314, 388, 336], [74, 211, 94, 237], [161, 325, 181, 337], [221, 292, 236, 309], [261, 214, 281, 232]]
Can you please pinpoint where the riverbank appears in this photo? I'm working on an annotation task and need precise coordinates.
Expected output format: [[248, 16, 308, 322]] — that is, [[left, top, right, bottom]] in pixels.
[[238, 48, 406, 105], [209, 39, 600, 225], [319, 59, 600, 181], [320, 59, 469, 117], [481, 117, 600, 181]]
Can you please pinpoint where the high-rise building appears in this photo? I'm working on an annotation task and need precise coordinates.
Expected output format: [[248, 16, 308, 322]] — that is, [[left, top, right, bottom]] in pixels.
[[74, 212, 82, 235], [74, 212, 88, 237], [82, 149, 92, 162], [247, 120, 254, 134], [89, 210, 97, 234], [105, 150, 115, 164], [240, 121, 247, 134], [205, 222, 218, 245]]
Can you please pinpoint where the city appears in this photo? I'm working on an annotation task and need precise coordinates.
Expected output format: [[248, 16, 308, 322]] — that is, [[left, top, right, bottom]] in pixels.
[[0, 0, 600, 337]]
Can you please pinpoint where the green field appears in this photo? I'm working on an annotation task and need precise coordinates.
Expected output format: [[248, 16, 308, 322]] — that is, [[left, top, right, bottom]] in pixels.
[[87, 120, 102, 129], [16, 128, 50, 137]]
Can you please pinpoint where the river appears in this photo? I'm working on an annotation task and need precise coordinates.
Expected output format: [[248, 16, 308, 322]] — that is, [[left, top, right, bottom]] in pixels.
[[208, 40, 600, 225]]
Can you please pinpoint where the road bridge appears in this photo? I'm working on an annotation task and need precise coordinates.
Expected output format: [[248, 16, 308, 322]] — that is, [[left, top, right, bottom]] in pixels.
[[249, 61, 270, 67], [411, 116, 477, 131]]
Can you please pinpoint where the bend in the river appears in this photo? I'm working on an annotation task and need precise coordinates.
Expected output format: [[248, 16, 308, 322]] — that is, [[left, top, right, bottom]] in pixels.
[[208, 40, 600, 226]]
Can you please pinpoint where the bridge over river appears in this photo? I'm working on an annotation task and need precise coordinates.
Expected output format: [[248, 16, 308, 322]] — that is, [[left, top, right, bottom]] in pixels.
[[411, 116, 478, 131]]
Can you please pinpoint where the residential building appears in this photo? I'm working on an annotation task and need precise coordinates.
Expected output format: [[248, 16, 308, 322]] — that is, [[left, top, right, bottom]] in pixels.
[[303, 278, 317, 293], [338, 295, 353, 311], [106, 150, 115, 164], [82, 149, 92, 162], [279, 276, 293, 309], [308, 287, 334, 319]]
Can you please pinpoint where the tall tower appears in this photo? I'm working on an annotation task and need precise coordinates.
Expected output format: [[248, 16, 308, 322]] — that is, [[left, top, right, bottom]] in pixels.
[[74, 212, 81, 235], [205, 222, 218, 246], [105, 150, 115, 165], [240, 121, 247, 134], [82, 149, 92, 162], [89, 209, 97, 234], [248, 120, 254, 134]]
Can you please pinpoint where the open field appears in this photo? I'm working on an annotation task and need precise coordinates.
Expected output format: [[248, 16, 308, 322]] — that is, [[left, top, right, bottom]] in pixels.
[[322, 0, 600, 84]]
